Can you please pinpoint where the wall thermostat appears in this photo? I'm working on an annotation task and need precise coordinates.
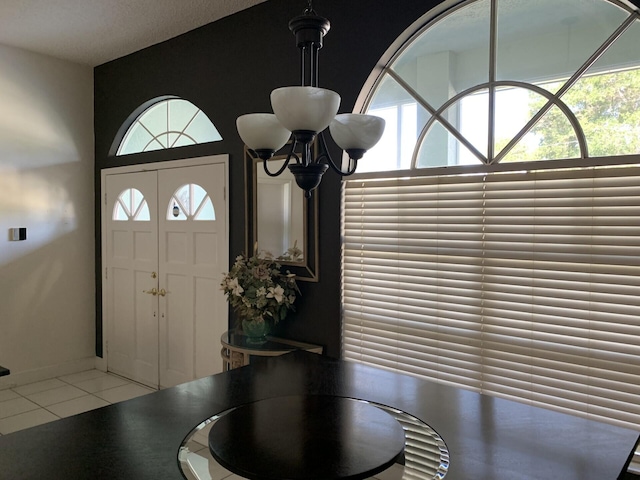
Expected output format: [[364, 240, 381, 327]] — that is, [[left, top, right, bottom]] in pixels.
[[9, 228, 27, 241]]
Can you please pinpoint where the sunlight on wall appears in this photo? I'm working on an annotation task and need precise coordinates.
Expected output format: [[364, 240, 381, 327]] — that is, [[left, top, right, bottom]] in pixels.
[[0, 168, 77, 266], [0, 69, 81, 169], [0, 43, 94, 381]]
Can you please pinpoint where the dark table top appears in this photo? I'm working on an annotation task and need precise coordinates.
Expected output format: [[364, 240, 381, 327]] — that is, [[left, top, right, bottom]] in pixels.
[[0, 366, 9, 377], [208, 395, 406, 480], [0, 351, 638, 480]]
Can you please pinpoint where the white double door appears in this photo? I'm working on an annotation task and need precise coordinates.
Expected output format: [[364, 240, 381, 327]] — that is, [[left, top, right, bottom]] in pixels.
[[104, 160, 228, 389]]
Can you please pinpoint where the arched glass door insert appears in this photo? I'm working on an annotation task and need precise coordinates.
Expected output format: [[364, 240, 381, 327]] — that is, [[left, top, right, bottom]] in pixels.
[[167, 183, 216, 221], [113, 188, 150, 221], [116, 98, 222, 155]]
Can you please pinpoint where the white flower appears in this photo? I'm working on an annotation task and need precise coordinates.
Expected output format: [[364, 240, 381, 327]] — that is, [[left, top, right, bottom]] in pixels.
[[256, 287, 266, 298], [229, 278, 244, 296], [267, 285, 285, 303]]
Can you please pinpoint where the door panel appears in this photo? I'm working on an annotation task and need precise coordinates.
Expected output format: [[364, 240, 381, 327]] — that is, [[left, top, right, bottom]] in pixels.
[[158, 164, 227, 387], [105, 172, 159, 387], [105, 161, 228, 389]]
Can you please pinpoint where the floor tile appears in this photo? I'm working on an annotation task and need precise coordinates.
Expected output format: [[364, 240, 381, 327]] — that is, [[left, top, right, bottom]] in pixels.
[[94, 383, 155, 403], [12, 378, 67, 396], [0, 409, 59, 434], [46, 395, 110, 418], [0, 397, 41, 419], [58, 369, 107, 385], [73, 374, 130, 394], [0, 389, 20, 402], [24, 385, 87, 407]]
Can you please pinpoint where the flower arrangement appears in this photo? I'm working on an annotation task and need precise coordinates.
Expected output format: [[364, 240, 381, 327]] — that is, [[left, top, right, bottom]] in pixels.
[[220, 249, 300, 328]]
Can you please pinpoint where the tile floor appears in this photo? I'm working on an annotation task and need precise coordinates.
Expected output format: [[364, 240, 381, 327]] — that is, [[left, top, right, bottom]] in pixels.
[[0, 369, 155, 435]]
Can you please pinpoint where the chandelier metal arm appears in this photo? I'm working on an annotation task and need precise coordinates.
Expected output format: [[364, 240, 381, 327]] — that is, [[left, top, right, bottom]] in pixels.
[[316, 131, 358, 177], [262, 142, 298, 177]]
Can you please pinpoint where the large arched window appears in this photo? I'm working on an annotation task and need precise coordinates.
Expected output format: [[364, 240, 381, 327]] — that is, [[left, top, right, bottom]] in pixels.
[[342, 0, 640, 439], [116, 98, 222, 155], [357, 0, 639, 173]]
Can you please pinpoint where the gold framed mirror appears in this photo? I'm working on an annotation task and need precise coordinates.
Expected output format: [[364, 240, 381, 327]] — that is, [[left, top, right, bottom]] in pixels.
[[245, 147, 319, 282]]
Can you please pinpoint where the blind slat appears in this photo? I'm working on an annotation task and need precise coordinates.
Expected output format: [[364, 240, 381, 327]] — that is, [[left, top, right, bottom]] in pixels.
[[342, 166, 640, 429]]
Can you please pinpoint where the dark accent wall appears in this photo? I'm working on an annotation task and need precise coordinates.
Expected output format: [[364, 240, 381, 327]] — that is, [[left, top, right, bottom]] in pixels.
[[95, 0, 640, 358], [94, 0, 438, 358]]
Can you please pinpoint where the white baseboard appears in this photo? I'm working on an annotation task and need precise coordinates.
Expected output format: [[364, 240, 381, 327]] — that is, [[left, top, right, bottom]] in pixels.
[[0, 357, 102, 390]]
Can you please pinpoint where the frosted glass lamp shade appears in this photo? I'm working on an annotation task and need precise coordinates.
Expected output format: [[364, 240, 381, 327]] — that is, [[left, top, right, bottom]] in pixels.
[[329, 114, 385, 151], [271, 86, 340, 133], [236, 113, 291, 151]]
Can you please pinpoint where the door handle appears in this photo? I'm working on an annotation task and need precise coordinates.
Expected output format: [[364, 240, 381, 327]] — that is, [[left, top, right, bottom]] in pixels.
[[158, 288, 167, 297], [143, 288, 158, 296]]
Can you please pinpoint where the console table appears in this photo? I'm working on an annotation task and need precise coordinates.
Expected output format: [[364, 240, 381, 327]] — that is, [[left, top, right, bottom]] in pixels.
[[220, 330, 322, 370]]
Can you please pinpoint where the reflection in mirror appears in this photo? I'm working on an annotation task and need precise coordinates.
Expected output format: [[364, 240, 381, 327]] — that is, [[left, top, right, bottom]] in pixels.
[[245, 148, 319, 282], [256, 158, 305, 262]]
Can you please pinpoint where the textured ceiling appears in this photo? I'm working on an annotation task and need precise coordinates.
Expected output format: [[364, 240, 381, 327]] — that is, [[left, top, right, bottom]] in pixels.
[[0, 0, 267, 66]]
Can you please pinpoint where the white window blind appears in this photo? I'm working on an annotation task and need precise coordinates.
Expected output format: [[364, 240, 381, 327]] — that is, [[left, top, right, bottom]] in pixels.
[[342, 165, 640, 430]]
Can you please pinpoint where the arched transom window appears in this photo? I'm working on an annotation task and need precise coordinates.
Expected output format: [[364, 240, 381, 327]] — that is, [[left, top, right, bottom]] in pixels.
[[116, 98, 222, 156]]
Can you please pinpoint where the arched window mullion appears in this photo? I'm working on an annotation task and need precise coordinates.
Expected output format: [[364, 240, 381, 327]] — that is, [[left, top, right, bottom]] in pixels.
[[138, 120, 165, 147], [117, 198, 130, 218], [412, 82, 494, 166], [487, 0, 498, 162], [387, 70, 490, 165], [143, 137, 165, 152], [493, 15, 636, 164], [132, 199, 146, 220], [386, 69, 436, 117], [167, 131, 198, 149], [170, 110, 201, 148], [413, 114, 488, 167], [554, 13, 636, 101], [490, 81, 588, 164], [192, 195, 210, 219]]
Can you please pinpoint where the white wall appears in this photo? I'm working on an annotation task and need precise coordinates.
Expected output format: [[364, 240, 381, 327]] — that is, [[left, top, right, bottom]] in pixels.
[[0, 44, 95, 387]]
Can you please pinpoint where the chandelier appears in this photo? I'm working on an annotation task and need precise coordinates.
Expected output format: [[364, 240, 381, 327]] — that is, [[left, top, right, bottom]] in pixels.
[[236, 1, 385, 198]]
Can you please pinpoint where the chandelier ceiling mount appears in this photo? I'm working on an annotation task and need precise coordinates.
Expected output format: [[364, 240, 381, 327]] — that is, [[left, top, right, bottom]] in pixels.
[[236, 0, 385, 197]]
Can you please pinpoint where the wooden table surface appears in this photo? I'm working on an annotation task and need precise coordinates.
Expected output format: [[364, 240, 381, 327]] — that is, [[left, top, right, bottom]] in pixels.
[[0, 351, 638, 479]]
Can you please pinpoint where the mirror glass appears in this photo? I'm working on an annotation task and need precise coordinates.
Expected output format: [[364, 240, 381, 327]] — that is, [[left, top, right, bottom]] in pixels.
[[256, 158, 305, 262], [245, 148, 319, 281]]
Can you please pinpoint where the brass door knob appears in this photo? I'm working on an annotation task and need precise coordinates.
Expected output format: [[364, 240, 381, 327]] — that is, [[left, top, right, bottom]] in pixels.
[[143, 288, 158, 296], [158, 288, 167, 297]]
